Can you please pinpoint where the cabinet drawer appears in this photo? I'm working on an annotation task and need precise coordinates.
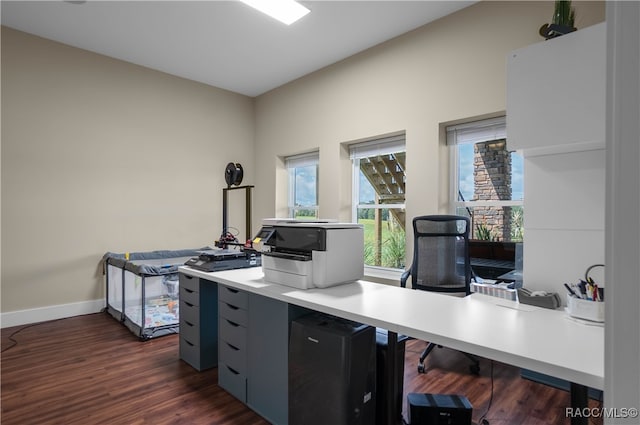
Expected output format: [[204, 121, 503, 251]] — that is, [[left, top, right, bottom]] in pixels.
[[219, 340, 247, 375], [219, 318, 247, 351], [180, 301, 200, 327], [219, 285, 249, 309], [218, 301, 248, 327], [219, 362, 247, 402], [180, 286, 199, 307], [179, 337, 202, 370], [179, 318, 200, 344], [179, 273, 199, 292]]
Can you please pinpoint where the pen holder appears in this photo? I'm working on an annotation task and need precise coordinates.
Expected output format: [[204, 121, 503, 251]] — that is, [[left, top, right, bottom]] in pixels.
[[566, 296, 605, 322]]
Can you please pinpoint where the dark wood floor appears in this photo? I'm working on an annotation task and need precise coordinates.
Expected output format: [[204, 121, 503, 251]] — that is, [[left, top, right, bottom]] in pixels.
[[1, 313, 603, 425]]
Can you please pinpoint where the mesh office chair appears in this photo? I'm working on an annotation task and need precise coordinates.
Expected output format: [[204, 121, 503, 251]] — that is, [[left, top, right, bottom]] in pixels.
[[400, 215, 480, 375]]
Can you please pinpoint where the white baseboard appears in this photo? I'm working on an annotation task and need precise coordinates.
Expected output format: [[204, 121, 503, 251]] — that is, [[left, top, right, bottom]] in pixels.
[[1, 299, 105, 328]]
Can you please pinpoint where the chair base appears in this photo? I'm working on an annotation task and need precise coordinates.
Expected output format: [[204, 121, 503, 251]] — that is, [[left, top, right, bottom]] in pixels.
[[417, 343, 480, 375]]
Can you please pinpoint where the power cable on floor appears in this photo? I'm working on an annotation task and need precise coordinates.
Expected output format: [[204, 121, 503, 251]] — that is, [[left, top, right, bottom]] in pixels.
[[1, 322, 43, 353], [477, 359, 494, 425], [1, 311, 104, 353]]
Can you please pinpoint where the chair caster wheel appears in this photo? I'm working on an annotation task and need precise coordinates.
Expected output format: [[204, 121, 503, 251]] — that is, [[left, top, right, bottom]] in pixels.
[[470, 364, 480, 375], [417, 364, 426, 374]]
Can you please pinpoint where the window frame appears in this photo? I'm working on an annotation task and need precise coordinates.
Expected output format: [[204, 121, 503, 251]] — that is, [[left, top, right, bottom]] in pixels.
[[349, 134, 406, 272], [447, 116, 524, 241], [285, 151, 319, 220]]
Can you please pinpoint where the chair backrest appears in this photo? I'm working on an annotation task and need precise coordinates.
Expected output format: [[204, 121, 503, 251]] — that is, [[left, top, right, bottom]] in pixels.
[[408, 215, 471, 294]]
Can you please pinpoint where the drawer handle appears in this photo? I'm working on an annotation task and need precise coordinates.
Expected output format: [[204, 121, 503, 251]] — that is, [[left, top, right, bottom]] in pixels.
[[184, 340, 194, 347], [225, 287, 239, 294], [226, 319, 239, 327], [184, 288, 195, 294], [184, 320, 194, 327], [226, 342, 239, 351], [226, 365, 240, 375], [185, 301, 194, 308], [225, 303, 239, 311], [184, 275, 194, 280]]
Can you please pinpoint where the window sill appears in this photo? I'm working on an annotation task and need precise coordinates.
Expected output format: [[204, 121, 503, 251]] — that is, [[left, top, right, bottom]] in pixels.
[[364, 266, 404, 286]]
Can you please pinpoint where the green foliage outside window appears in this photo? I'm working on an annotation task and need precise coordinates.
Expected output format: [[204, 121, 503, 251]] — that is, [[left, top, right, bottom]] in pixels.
[[475, 223, 497, 241], [293, 208, 318, 220], [361, 218, 405, 269], [510, 206, 524, 242]]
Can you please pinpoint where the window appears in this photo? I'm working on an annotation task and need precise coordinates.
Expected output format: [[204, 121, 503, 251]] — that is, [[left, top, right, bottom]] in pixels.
[[286, 151, 319, 220], [350, 134, 406, 270], [447, 117, 524, 242]]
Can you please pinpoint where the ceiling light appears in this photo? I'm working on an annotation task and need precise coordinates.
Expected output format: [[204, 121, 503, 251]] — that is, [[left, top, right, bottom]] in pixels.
[[240, 0, 310, 25]]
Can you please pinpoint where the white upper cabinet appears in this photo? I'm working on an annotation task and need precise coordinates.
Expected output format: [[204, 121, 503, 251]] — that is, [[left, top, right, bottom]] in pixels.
[[506, 22, 605, 156]]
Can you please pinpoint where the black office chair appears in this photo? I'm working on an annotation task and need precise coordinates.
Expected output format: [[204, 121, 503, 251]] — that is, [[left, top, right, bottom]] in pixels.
[[400, 215, 480, 375]]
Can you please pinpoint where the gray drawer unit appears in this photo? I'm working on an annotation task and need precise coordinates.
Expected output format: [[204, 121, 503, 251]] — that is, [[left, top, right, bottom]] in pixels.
[[218, 284, 249, 402], [178, 273, 218, 371], [213, 280, 312, 424]]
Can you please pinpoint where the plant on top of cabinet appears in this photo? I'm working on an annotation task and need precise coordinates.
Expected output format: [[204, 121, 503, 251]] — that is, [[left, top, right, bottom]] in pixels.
[[539, 0, 576, 40]]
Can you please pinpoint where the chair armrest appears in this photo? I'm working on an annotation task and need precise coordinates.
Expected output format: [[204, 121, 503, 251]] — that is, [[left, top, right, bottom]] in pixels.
[[400, 269, 411, 288]]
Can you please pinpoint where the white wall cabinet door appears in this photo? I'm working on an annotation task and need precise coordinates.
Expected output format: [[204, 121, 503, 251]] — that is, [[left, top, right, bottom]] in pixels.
[[507, 23, 606, 156]]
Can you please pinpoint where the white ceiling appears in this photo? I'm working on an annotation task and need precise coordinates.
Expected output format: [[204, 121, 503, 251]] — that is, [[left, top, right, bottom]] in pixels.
[[1, 1, 475, 97]]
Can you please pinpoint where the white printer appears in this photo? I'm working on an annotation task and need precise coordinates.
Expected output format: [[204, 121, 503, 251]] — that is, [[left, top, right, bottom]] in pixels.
[[254, 219, 364, 289]]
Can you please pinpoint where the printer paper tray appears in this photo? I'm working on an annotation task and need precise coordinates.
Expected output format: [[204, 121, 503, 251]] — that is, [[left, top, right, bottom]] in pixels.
[[263, 268, 314, 289], [262, 255, 314, 289]]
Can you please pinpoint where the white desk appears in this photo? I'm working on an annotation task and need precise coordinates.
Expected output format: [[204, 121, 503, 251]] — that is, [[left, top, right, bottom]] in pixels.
[[179, 266, 603, 424]]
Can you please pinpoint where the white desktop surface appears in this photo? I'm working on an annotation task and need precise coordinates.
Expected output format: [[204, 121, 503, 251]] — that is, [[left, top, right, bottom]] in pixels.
[[179, 266, 603, 390]]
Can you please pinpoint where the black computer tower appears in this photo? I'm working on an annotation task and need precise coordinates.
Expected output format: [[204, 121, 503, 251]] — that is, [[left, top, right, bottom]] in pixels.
[[289, 313, 376, 425]]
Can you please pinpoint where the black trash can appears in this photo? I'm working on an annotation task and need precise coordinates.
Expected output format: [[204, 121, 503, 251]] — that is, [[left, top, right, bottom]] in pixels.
[[289, 313, 377, 425]]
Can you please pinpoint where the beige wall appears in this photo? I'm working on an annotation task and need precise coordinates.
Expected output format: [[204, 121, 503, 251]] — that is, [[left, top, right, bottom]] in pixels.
[[1, 27, 255, 315], [253, 1, 605, 255]]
